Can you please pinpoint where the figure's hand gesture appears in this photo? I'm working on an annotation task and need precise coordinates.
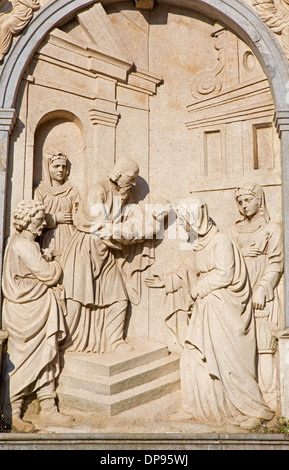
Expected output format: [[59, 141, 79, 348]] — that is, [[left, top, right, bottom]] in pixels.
[[56, 211, 73, 224], [253, 286, 266, 310], [144, 274, 165, 288], [152, 203, 172, 221], [241, 245, 263, 257], [42, 248, 54, 262]]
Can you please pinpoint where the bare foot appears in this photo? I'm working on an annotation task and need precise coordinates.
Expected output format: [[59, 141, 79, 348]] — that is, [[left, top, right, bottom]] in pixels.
[[239, 417, 261, 430], [170, 410, 194, 422], [12, 416, 35, 433], [38, 409, 74, 426], [114, 341, 134, 353]]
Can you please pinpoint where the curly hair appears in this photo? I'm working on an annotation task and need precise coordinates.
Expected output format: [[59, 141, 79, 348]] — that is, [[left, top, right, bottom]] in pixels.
[[13, 200, 45, 232]]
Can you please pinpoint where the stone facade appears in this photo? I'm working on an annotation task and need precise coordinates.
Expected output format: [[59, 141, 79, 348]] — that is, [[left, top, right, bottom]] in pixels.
[[0, 0, 289, 437]]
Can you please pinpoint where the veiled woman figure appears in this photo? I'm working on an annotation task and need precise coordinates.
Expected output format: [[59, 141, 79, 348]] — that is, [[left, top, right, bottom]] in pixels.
[[145, 198, 275, 429], [34, 150, 79, 259], [231, 182, 283, 406]]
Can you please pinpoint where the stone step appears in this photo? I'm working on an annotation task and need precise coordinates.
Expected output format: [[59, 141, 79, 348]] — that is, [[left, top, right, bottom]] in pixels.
[[57, 370, 181, 416], [59, 353, 180, 396], [61, 338, 169, 377]]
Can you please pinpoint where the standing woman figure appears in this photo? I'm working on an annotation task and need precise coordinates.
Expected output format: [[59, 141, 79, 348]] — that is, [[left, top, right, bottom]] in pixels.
[[145, 198, 275, 429], [232, 182, 283, 408], [34, 150, 79, 260]]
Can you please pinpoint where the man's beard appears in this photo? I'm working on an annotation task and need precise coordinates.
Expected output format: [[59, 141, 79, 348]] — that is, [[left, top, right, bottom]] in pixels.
[[27, 227, 43, 237], [118, 185, 131, 195]]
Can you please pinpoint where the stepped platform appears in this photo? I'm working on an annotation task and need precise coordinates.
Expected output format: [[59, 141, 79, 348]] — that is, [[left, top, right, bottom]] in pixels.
[[57, 338, 180, 416]]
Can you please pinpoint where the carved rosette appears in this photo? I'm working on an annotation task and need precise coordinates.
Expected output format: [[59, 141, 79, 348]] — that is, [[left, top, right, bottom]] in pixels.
[[0, 0, 41, 62]]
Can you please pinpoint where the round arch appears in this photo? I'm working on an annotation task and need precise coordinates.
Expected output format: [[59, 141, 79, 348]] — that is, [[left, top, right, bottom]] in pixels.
[[0, 0, 289, 113]]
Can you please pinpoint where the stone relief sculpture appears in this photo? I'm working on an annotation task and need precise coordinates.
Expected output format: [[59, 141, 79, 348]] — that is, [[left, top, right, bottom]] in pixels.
[[190, 26, 226, 100], [145, 198, 275, 429], [0, 0, 40, 62], [252, 0, 289, 59], [34, 150, 79, 261], [60, 158, 164, 355], [1, 200, 72, 432], [231, 182, 284, 408], [1, 0, 288, 438]]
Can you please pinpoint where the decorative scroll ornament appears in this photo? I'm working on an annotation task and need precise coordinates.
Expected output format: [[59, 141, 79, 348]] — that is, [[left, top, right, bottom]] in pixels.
[[0, 0, 40, 62], [190, 27, 226, 100], [252, 0, 289, 59]]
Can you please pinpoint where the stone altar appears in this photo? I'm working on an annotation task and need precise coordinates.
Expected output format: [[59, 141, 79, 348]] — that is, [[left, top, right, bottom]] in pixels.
[[0, 0, 288, 444]]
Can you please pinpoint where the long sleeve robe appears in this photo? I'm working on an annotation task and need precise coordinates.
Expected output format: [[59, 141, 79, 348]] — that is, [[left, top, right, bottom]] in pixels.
[[2, 232, 66, 401], [164, 227, 274, 425]]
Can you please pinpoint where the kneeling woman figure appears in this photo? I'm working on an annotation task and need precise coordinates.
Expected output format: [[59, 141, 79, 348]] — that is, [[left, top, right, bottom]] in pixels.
[[145, 198, 274, 429]]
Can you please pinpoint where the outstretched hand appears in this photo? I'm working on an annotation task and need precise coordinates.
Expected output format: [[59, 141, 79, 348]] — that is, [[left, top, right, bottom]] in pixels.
[[144, 274, 165, 288], [151, 198, 172, 221]]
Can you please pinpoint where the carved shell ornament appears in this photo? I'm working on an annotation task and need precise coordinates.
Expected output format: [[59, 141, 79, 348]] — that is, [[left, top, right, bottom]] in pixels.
[[0, 0, 40, 62]]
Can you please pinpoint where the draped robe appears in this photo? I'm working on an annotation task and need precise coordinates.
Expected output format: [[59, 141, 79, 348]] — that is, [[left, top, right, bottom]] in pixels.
[[60, 179, 154, 353], [2, 232, 66, 402], [34, 180, 79, 257], [164, 226, 274, 425]]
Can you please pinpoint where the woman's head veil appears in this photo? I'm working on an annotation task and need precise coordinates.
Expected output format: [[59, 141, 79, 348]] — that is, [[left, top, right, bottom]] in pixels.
[[234, 182, 270, 223]]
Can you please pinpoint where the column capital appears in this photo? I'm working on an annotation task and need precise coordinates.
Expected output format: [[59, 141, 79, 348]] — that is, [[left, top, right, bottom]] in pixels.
[[274, 111, 289, 137], [89, 109, 119, 128], [0, 108, 17, 134]]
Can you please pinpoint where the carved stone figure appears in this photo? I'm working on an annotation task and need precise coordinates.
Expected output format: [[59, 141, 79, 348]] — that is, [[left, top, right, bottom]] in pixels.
[[252, 0, 289, 58], [1, 199, 72, 432], [0, 0, 40, 62], [34, 150, 79, 261], [145, 198, 275, 429], [60, 158, 159, 354], [232, 182, 283, 407]]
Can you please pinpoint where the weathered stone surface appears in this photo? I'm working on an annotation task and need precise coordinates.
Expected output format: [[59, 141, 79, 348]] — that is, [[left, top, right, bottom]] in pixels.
[[1, 0, 289, 444]]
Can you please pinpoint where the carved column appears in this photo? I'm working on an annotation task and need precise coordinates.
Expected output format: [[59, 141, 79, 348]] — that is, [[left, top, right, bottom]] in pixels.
[[0, 109, 16, 427], [88, 77, 120, 183], [275, 111, 289, 327], [0, 109, 17, 315], [274, 111, 289, 418]]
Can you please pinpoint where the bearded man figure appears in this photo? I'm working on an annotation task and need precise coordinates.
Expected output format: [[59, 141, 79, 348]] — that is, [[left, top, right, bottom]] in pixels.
[[2, 200, 72, 432], [60, 158, 155, 354]]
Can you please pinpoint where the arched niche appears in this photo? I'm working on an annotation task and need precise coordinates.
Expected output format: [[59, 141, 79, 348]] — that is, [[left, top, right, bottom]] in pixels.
[[33, 111, 85, 195]]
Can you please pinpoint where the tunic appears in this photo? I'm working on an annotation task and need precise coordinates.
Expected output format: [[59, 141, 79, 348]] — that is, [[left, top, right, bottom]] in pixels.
[[231, 219, 283, 340], [60, 179, 154, 353], [2, 232, 66, 401], [34, 181, 79, 257]]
